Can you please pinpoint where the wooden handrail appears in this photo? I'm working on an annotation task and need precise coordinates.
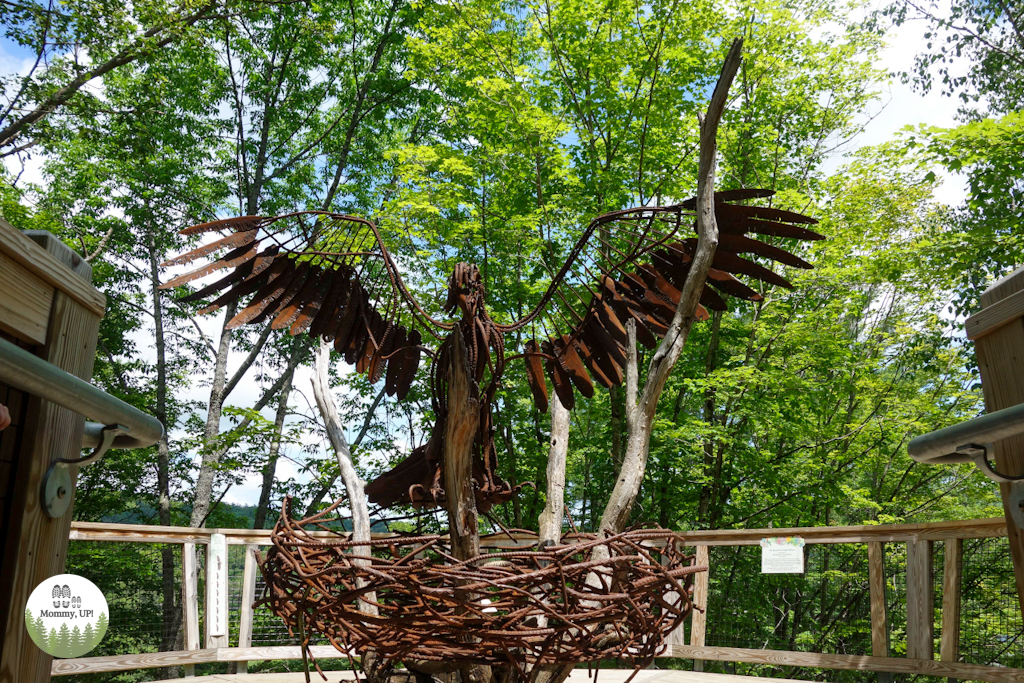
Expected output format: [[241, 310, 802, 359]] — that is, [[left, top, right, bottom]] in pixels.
[[68, 516, 1008, 545], [57, 517, 1018, 681]]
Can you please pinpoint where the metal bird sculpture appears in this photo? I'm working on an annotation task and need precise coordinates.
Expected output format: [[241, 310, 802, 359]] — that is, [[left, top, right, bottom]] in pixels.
[[162, 190, 820, 513]]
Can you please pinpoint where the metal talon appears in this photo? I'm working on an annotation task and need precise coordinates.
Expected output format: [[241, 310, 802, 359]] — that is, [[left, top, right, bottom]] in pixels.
[[42, 424, 127, 519]]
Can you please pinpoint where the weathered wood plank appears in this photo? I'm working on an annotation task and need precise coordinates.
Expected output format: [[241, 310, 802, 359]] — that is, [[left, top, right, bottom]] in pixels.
[[867, 541, 889, 658], [237, 544, 259, 674], [0, 249, 53, 345], [219, 645, 350, 661], [941, 537, 963, 663], [66, 517, 1009, 547], [674, 518, 1006, 546], [0, 218, 105, 316], [181, 542, 200, 677], [906, 539, 934, 660], [1, 278, 101, 683], [70, 521, 214, 544], [973, 280, 1024, 617], [690, 545, 709, 648], [50, 643, 1024, 682], [669, 645, 1024, 683], [50, 646, 347, 675], [51, 648, 220, 675], [967, 287, 1024, 341], [23, 231, 91, 279]]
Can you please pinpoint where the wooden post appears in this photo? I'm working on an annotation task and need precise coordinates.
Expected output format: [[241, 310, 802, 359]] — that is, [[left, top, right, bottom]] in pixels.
[[965, 266, 1024, 618], [867, 542, 889, 657], [868, 542, 893, 683], [941, 538, 963, 663], [236, 544, 258, 673], [204, 534, 229, 648], [0, 223, 106, 683], [689, 545, 709, 672], [181, 542, 200, 677], [906, 539, 934, 660]]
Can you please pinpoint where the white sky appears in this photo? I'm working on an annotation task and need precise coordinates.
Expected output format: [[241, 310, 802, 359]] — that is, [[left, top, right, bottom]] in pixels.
[[0, 6, 972, 508]]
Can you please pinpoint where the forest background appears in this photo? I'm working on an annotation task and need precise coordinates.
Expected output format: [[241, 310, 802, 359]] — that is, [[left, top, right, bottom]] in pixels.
[[1, 0, 1022, 678]]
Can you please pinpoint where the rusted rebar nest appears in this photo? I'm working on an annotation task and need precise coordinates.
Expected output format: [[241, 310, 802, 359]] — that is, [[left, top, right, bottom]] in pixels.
[[256, 502, 707, 672]]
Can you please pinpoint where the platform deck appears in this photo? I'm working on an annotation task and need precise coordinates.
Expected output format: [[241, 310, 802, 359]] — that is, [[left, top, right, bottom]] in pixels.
[[198, 670, 825, 683]]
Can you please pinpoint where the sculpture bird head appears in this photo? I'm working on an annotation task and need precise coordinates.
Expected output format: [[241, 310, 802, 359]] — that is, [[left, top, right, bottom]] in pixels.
[[445, 262, 486, 319]]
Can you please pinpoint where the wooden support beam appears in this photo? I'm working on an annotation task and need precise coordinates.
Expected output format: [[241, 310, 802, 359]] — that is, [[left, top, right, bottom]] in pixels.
[[867, 542, 889, 657], [690, 545, 709, 646], [181, 542, 200, 677], [0, 225, 102, 683], [906, 539, 934, 660], [941, 538, 963, 663], [0, 219, 105, 317], [66, 516, 1010, 547], [51, 645, 346, 676], [689, 545, 709, 672], [236, 544, 258, 673], [966, 266, 1024, 618]]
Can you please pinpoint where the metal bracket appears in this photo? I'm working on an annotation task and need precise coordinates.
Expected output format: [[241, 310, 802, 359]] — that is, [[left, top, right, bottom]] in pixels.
[[42, 424, 126, 518], [956, 443, 1024, 530], [956, 443, 1024, 484]]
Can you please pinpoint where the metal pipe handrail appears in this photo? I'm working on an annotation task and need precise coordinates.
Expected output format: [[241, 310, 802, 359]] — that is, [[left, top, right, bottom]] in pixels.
[[909, 401, 1024, 465], [0, 336, 163, 449]]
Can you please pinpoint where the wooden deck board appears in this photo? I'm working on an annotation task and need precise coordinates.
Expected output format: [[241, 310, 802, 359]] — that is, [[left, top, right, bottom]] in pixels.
[[195, 670, 823, 683]]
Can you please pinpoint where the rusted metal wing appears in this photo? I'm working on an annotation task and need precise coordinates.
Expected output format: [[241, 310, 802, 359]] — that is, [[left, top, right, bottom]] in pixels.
[[517, 190, 819, 412]]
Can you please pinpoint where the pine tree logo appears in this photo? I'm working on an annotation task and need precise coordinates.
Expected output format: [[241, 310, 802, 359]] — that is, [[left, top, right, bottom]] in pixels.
[[24, 574, 108, 658]]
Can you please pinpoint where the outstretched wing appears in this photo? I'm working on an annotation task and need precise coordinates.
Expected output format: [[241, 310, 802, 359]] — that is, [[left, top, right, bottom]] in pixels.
[[160, 211, 440, 400], [508, 190, 821, 412]]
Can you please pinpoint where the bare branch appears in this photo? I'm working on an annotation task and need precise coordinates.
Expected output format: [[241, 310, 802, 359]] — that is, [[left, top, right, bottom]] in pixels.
[[595, 38, 743, 538]]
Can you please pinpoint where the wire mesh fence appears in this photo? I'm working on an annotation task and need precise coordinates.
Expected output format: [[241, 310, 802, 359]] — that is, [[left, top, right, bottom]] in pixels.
[[64, 541, 184, 682], [225, 544, 328, 648], [959, 536, 1024, 668], [56, 531, 1024, 682], [702, 543, 873, 655]]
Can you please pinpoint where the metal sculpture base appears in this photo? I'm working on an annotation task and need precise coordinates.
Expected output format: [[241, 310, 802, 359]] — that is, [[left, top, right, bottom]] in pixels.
[[256, 500, 706, 680]]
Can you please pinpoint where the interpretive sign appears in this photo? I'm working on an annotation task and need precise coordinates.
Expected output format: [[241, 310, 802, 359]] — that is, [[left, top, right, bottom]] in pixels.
[[760, 536, 805, 573], [207, 533, 227, 637]]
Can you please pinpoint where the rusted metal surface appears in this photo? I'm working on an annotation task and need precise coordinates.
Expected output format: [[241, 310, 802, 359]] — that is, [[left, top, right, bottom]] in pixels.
[[256, 499, 704, 675], [164, 191, 818, 511]]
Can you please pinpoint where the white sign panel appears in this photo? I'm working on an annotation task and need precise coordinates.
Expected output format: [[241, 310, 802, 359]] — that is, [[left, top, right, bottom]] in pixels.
[[760, 536, 805, 574], [207, 533, 228, 637]]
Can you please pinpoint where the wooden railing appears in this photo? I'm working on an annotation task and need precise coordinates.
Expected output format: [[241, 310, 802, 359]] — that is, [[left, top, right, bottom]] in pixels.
[[50, 518, 1024, 682]]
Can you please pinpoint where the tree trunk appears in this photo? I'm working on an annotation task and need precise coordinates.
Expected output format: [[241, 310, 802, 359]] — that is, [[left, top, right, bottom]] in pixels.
[[253, 345, 300, 530], [594, 37, 742, 545], [147, 231, 181, 680], [538, 392, 570, 547], [532, 42, 743, 683], [189, 302, 237, 528], [303, 387, 385, 518], [312, 341, 375, 591], [697, 311, 723, 527]]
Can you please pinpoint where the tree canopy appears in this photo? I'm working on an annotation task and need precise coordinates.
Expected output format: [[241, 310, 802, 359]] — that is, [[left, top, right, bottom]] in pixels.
[[1, 0, 1018, 676]]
